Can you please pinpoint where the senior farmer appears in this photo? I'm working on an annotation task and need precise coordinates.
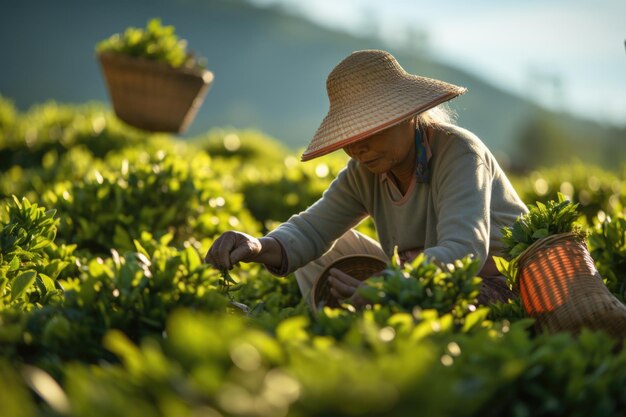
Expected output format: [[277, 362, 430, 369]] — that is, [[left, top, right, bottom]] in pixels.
[[205, 49, 528, 307]]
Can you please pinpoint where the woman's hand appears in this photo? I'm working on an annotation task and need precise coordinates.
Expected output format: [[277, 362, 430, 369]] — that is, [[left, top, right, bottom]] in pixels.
[[328, 268, 371, 309], [205, 231, 283, 270], [204, 231, 263, 270], [399, 248, 423, 265]]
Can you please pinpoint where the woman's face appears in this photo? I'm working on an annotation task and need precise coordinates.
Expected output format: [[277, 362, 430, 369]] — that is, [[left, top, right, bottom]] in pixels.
[[343, 118, 416, 175]]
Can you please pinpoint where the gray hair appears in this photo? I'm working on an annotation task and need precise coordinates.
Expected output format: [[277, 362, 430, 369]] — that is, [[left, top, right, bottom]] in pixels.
[[416, 104, 457, 128]]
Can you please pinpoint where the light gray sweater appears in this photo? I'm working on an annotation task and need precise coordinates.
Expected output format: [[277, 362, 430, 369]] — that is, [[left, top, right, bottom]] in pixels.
[[267, 123, 528, 274]]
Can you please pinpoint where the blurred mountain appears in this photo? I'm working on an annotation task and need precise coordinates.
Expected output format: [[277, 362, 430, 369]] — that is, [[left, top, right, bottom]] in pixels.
[[1, 0, 623, 168]]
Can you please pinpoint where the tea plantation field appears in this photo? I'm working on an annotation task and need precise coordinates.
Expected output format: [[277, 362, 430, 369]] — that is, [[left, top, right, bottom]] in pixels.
[[1, 98, 625, 417]]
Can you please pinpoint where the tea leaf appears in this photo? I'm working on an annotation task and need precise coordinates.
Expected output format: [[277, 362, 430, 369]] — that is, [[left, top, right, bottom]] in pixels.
[[11, 270, 37, 301]]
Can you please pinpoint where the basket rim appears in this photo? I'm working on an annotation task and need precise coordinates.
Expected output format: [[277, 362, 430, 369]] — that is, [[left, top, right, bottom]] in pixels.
[[311, 254, 387, 310], [516, 231, 587, 268], [97, 51, 214, 82]]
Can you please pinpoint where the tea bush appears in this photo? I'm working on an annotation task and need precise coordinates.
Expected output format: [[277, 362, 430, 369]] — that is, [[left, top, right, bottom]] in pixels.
[[42, 150, 259, 255], [0, 101, 148, 172], [0, 200, 232, 365], [0, 101, 150, 201], [193, 128, 291, 168], [0, 196, 74, 312], [589, 214, 626, 301], [511, 162, 624, 224]]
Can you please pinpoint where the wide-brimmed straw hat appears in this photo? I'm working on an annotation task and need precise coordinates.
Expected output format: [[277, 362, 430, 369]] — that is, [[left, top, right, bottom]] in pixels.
[[301, 50, 467, 161]]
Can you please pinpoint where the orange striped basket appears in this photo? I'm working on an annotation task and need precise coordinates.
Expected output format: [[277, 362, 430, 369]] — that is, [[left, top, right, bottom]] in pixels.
[[312, 255, 387, 312], [516, 232, 626, 339], [98, 52, 214, 133]]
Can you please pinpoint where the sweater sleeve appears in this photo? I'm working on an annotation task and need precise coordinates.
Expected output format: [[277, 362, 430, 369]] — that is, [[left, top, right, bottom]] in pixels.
[[424, 151, 491, 269], [266, 160, 369, 274]]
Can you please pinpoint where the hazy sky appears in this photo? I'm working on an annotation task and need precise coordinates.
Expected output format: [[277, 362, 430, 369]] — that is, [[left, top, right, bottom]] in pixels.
[[252, 0, 626, 126]]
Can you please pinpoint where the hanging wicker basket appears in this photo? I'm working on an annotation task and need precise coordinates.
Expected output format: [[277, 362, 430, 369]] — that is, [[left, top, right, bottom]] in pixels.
[[516, 232, 626, 339], [98, 52, 214, 133], [312, 255, 387, 312]]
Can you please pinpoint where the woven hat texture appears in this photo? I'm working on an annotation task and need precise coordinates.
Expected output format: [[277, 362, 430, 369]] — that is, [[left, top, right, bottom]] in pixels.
[[301, 50, 466, 161]]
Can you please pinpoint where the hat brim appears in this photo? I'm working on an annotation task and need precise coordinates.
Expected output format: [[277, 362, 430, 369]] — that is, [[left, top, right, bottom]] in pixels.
[[300, 90, 462, 161]]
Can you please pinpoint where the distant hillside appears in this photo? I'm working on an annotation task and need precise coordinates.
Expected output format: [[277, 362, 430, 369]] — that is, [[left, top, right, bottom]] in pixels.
[[1, 0, 623, 167]]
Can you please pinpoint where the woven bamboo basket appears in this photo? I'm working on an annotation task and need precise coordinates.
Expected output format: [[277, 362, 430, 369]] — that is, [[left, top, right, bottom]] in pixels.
[[312, 255, 387, 312], [98, 52, 214, 133], [516, 232, 626, 339]]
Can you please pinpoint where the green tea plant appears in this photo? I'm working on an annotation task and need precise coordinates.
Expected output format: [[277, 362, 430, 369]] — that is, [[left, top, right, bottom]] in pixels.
[[0, 196, 75, 311], [305, 254, 487, 343], [511, 162, 624, 223], [7, 232, 231, 365], [193, 128, 290, 168], [495, 195, 585, 285], [239, 155, 346, 230], [359, 253, 482, 319], [231, 264, 305, 330], [0, 360, 37, 417], [63, 311, 295, 417], [501, 195, 583, 260], [2, 97, 626, 417], [589, 215, 626, 300], [0, 101, 153, 203], [42, 149, 259, 255], [35, 309, 623, 417], [0, 196, 77, 363], [435, 325, 626, 417], [96, 18, 205, 69], [487, 297, 527, 322], [0, 101, 148, 175]]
